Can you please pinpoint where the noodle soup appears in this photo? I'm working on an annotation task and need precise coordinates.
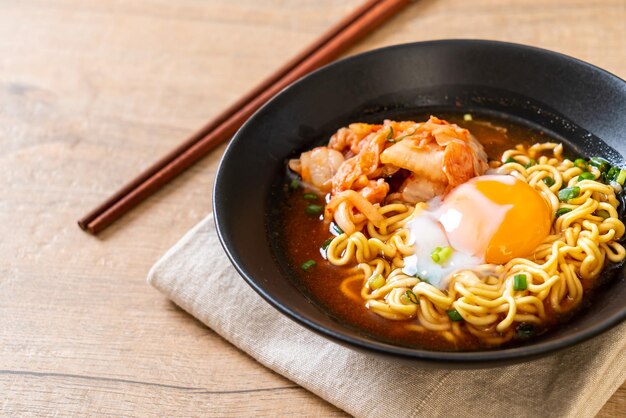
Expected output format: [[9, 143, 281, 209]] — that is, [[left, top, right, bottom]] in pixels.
[[277, 113, 626, 351]]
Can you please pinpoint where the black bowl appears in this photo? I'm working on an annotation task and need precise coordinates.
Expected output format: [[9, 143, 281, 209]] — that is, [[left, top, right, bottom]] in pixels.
[[213, 40, 626, 367]]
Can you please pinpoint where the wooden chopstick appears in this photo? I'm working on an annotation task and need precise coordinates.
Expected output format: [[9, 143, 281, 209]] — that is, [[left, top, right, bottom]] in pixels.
[[77, 0, 383, 233], [78, 0, 411, 234]]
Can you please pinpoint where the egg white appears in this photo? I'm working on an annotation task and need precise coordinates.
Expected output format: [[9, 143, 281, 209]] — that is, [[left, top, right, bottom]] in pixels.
[[402, 210, 482, 290]]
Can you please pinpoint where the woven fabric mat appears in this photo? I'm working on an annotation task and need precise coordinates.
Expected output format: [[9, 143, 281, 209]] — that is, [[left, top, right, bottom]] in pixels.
[[148, 214, 626, 418]]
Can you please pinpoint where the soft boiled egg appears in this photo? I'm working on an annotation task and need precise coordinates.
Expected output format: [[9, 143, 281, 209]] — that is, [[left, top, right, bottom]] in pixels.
[[402, 174, 552, 289]]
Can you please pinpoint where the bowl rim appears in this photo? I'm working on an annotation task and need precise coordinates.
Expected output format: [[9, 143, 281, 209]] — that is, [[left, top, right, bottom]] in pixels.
[[214, 39, 626, 364]]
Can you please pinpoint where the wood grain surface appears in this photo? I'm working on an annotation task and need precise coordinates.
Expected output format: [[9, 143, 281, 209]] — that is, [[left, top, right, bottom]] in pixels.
[[0, 0, 624, 416]]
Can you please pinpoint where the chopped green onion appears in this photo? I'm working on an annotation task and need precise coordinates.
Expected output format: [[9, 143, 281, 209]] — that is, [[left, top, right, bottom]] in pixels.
[[401, 290, 419, 305], [513, 274, 528, 291], [578, 172, 595, 181], [573, 158, 588, 171], [607, 166, 626, 186], [463, 113, 473, 121], [606, 166, 619, 182], [441, 247, 453, 262], [330, 223, 343, 236], [447, 309, 463, 322], [368, 274, 385, 290], [405, 290, 418, 304], [440, 247, 453, 263], [558, 186, 580, 201], [595, 209, 610, 220], [589, 157, 610, 172], [303, 193, 318, 201], [301, 260, 316, 271], [321, 238, 333, 251], [386, 126, 395, 142], [305, 204, 323, 216], [515, 323, 535, 339], [504, 157, 518, 164], [525, 159, 537, 168], [555, 207, 572, 217], [289, 178, 300, 190], [431, 246, 453, 265], [543, 176, 555, 187]]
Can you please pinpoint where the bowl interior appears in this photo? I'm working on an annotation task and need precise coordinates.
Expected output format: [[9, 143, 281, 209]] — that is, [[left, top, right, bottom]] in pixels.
[[214, 40, 626, 365]]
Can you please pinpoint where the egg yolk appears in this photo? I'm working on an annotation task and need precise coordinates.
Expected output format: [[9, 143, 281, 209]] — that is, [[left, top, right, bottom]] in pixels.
[[440, 175, 552, 264]]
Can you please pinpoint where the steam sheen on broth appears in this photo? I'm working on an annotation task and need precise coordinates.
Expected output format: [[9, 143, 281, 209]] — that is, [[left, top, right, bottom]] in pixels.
[[278, 114, 626, 351]]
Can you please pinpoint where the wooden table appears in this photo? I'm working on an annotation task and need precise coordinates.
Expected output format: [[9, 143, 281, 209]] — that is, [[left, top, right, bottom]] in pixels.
[[1, 0, 624, 415]]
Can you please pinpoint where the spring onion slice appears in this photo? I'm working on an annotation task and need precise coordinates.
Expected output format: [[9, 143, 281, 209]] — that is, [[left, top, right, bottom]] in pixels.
[[558, 186, 580, 201], [606, 166, 619, 182], [404, 290, 418, 304], [368, 274, 385, 290], [589, 157, 610, 172], [578, 172, 595, 181], [525, 158, 537, 168], [573, 158, 588, 171], [431, 246, 453, 265], [515, 323, 535, 339], [543, 176, 555, 187], [330, 223, 343, 236], [513, 274, 528, 291], [555, 207, 572, 217], [303, 193, 318, 201], [595, 209, 610, 220], [301, 260, 316, 271], [321, 238, 333, 251], [447, 309, 463, 322], [305, 204, 323, 216]]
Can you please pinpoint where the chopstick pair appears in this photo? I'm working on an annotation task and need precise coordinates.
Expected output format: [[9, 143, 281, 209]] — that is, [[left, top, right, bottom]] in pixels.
[[78, 0, 412, 234]]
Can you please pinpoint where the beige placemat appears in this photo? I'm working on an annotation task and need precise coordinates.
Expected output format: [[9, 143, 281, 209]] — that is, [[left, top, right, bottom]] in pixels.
[[148, 214, 626, 418]]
